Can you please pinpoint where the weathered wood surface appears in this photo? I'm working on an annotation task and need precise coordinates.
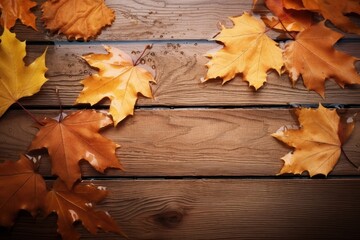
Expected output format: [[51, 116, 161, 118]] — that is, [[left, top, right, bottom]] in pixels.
[[19, 42, 360, 107], [1, 109, 359, 177], [2, 179, 360, 240]]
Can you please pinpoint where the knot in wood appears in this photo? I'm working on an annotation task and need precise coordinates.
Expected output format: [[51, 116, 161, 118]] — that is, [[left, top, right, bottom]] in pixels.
[[154, 210, 184, 229]]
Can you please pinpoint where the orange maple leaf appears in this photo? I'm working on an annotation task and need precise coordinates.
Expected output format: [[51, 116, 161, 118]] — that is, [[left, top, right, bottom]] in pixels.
[[41, 0, 115, 40], [272, 104, 356, 176], [260, 0, 313, 32], [284, 0, 360, 34], [44, 179, 123, 239], [203, 12, 283, 90], [0, 0, 37, 30], [76, 46, 155, 126], [28, 110, 123, 189], [0, 155, 46, 227], [283, 21, 360, 97]]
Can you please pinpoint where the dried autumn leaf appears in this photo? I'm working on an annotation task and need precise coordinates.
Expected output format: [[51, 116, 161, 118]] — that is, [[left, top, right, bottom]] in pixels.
[[284, 0, 360, 34], [44, 179, 123, 239], [0, 155, 46, 227], [0, 28, 47, 118], [28, 110, 122, 189], [203, 12, 283, 90], [272, 104, 356, 176], [283, 21, 360, 97], [261, 0, 313, 32], [41, 0, 115, 40], [0, 0, 37, 30], [76, 46, 155, 126]]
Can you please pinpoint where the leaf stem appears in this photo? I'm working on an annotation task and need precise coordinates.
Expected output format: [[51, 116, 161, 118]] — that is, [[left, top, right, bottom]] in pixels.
[[55, 88, 64, 122], [277, 19, 296, 40], [134, 44, 153, 66], [16, 101, 44, 126], [341, 147, 359, 170]]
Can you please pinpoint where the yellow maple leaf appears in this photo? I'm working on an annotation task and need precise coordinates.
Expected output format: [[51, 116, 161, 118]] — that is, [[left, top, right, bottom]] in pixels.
[[203, 12, 283, 90], [283, 21, 360, 98], [272, 104, 356, 176], [0, 0, 37, 30], [0, 28, 47, 118], [76, 46, 155, 126], [41, 0, 115, 40]]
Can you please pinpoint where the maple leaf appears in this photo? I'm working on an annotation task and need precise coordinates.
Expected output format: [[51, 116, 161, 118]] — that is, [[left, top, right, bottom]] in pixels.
[[41, 0, 115, 40], [261, 0, 313, 32], [284, 0, 360, 34], [0, 155, 46, 227], [28, 110, 123, 189], [0, 28, 47, 118], [272, 104, 356, 176], [76, 46, 156, 126], [203, 12, 283, 90], [0, 0, 37, 30], [283, 21, 360, 97], [44, 178, 123, 239]]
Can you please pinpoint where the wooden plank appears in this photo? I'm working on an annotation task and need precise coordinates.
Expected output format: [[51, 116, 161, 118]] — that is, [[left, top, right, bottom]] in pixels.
[[20, 42, 360, 107], [1, 109, 359, 177], [1, 179, 360, 239], [2, 0, 282, 41]]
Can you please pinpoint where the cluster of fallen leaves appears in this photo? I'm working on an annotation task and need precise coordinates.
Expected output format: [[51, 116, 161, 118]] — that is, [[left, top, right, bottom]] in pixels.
[[0, 2, 155, 237], [203, 0, 360, 97], [0, 0, 115, 40]]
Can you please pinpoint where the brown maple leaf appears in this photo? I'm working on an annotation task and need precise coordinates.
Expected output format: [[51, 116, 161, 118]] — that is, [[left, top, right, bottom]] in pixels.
[[0, 0, 37, 30], [44, 178, 123, 239], [283, 21, 360, 97], [41, 0, 115, 40], [76, 46, 155, 126], [0, 155, 46, 227], [203, 12, 283, 90], [284, 0, 360, 34], [260, 0, 313, 32], [272, 104, 356, 176], [28, 110, 123, 189]]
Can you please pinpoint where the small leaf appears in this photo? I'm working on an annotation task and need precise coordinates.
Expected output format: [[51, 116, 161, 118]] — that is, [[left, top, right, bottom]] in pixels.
[[44, 179, 123, 239], [272, 104, 355, 176], [203, 12, 283, 90], [76, 46, 156, 126], [0, 0, 37, 30], [28, 110, 123, 189], [283, 21, 360, 97], [0, 155, 46, 227], [41, 0, 115, 40], [0, 28, 47, 118]]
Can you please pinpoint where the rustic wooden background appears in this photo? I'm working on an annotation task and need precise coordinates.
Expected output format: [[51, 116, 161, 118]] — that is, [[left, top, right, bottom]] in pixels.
[[1, 0, 360, 239]]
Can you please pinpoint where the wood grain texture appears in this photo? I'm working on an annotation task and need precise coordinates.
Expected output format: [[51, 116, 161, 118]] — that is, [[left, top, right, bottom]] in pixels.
[[1, 179, 360, 239], [1, 109, 359, 177], [7, 0, 296, 41], [19, 42, 360, 107]]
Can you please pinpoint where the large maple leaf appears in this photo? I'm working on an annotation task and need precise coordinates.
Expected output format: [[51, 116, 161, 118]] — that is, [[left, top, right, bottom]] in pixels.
[[44, 179, 123, 239], [203, 12, 283, 90], [41, 0, 115, 40], [260, 0, 313, 32], [0, 28, 47, 118], [28, 110, 123, 189], [272, 104, 356, 176], [76, 46, 156, 126], [0, 155, 46, 227], [284, 0, 360, 34], [0, 0, 37, 30], [283, 21, 360, 97]]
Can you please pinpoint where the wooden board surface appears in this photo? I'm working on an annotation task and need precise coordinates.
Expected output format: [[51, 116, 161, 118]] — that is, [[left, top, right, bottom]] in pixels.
[[19, 42, 360, 107], [1, 109, 359, 177], [2, 179, 360, 240]]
